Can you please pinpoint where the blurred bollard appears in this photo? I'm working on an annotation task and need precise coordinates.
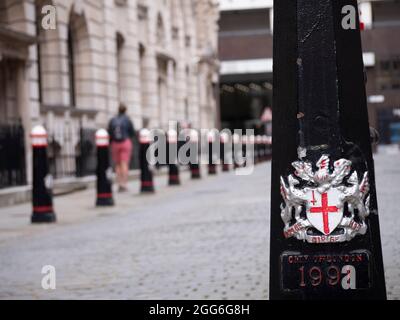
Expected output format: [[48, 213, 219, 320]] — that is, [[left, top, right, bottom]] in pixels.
[[261, 135, 268, 162], [31, 125, 56, 223], [255, 135, 262, 164], [168, 129, 180, 186], [370, 127, 380, 146], [266, 135, 272, 161], [95, 129, 114, 206], [208, 131, 217, 175], [241, 135, 248, 168], [232, 133, 241, 169], [189, 129, 201, 179], [220, 132, 230, 172], [139, 128, 155, 193], [248, 135, 255, 166], [370, 127, 380, 154]]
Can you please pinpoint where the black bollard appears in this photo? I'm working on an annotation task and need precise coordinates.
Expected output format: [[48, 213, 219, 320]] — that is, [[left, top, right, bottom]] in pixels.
[[95, 129, 114, 206], [168, 129, 180, 186], [255, 135, 262, 164], [220, 132, 230, 172], [189, 129, 201, 179], [260, 135, 267, 162], [139, 128, 155, 193], [232, 133, 241, 169], [248, 135, 255, 166], [264, 135, 272, 161], [241, 135, 247, 168], [207, 131, 217, 175], [270, 0, 386, 300], [31, 125, 56, 223]]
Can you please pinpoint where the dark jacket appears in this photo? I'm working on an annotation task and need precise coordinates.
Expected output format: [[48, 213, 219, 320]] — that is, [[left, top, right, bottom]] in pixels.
[[108, 114, 135, 142]]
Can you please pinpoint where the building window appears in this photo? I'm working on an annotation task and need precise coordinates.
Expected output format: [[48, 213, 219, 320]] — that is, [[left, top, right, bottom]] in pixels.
[[114, 0, 127, 6], [185, 35, 191, 48], [378, 56, 400, 90], [116, 32, 125, 103], [139, 44, 147, 113], [68, 9, 91, 109], [372, 0, 400, 27], [35, 5, 43, 104], [219, 9, 271, 37], [138, 4, 148, 21], [172, 26, 179, 40], [156, 14, 166, 47], [67, 25, 76, 107]]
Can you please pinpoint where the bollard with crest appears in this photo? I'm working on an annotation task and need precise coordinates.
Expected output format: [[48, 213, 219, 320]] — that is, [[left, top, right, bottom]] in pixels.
[[270, 0, 386, 300], [95, 129, 114, 206], [31, 125, 56, 223]]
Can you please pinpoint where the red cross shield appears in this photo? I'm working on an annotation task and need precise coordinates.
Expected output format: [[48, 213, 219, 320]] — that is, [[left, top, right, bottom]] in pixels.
[[305, 189, 343, 236]]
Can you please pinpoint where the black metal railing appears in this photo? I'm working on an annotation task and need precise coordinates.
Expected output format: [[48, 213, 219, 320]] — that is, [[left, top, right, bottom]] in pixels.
[[76, 128, 97, 177], [129, 132, 140, 170], [48, 127, 98, 179], [0, 123, 27, 189]]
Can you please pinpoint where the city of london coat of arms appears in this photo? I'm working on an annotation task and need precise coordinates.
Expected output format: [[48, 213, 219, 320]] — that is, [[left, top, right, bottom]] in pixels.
[[280, 155, 370, 243]]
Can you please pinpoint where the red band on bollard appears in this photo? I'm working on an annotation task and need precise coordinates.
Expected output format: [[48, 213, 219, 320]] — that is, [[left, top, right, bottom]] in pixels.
[[33, 206, 54, 213], [141, 181, 154, 187], [97, 193, 113, 199], [32, 144, 48, 148], [169, 175, 179, 181]]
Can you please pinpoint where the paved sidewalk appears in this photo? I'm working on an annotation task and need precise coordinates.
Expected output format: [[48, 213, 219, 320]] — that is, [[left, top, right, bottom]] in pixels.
[[0, 152, 398, 300], [374, 151, 400, 299], [0, 164, 269, 300]]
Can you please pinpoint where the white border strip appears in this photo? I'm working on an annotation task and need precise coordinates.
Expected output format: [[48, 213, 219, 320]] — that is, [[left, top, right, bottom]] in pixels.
[[221, 58, 273, 75], [363, 52, 375, 67], [219, 0, 273, 11], [220, 52, 375, 76]]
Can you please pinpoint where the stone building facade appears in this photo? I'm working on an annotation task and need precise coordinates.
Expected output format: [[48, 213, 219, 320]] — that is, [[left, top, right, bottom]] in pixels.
[[0, 0, 220, 185]]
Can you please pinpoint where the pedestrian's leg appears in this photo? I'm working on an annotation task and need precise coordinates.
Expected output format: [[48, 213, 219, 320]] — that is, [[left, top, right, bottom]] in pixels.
[[111, 142, 122, 189], [121, 161, 129, 189], [115, 163, 122, 188], [119, 139, 132, 191]]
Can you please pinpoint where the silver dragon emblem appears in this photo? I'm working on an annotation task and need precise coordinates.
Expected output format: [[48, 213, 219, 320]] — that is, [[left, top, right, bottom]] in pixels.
[[280, 155, 370, 243]]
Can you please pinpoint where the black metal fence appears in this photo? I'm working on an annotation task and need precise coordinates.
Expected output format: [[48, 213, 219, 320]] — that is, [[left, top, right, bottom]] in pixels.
[[48, 127, 139, 179], [76, 128, 97, 177], [129, 132, 140, 170], [0, 123, 138, 187], [0, 123, 27, 189], [48, 127, 98, 179]]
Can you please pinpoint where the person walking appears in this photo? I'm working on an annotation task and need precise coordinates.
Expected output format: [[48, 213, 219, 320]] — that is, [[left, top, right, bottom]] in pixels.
[[108, 104, 135, 192]]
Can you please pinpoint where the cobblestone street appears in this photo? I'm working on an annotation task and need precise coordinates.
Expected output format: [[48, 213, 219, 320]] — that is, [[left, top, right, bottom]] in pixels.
[[0, 151, 399, 300]]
